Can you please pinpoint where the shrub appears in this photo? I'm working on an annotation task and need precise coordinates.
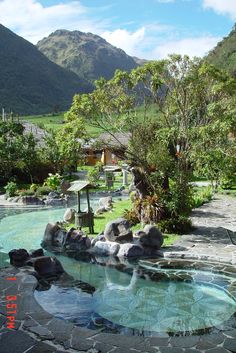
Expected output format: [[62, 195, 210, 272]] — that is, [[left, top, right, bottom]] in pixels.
[[19, 189, 35, 197], [158, 216, 192, 234], [4, 182, 18, 197], [35, 186, 52, 196], [87, 164, 101, 184], [43, 173, 61, 190], [192, 186, 213, 208]]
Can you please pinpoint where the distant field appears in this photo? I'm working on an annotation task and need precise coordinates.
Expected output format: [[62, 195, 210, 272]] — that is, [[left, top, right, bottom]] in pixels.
[[20, 113, 102, 136]]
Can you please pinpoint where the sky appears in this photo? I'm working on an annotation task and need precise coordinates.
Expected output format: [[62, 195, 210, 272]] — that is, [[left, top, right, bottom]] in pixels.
[[0, 0, 235, 59]]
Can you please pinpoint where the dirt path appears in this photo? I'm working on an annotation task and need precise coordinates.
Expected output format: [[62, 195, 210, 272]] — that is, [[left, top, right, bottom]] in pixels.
[[164, 194, 236, 264]]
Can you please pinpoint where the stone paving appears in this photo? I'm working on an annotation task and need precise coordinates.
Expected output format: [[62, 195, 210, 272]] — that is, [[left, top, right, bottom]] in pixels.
[[0, 194, 236, 353]]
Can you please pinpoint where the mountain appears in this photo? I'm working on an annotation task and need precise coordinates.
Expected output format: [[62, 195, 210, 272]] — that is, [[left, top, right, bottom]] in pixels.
[[37, 30, 138, 83], [206, 25, 236, 76], [0, 24, 92, 115]]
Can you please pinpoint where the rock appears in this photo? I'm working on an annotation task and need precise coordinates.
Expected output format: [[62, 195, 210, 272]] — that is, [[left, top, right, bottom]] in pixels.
[[44, 198, 65, 206], [48, 191, 59, 199], [64, 228, 91, 251], [91, 232, 106, 246], [98, 196, 113, 210], [21, 196, 45, 205], [63, 208, 76, 223], [8, 248, 30, 267], [33, 256, 64, 278], [117, 243, 144, 257], [29, 248, 44, 258], [138, 225, 163, 249], [95, 206, 108, 215], [104, 217, 132, 243], [42, 222, 66, 248], [92, 241, 120, 256]]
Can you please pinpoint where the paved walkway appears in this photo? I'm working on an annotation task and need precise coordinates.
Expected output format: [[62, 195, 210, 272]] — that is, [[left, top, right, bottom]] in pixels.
[[163, 194, 236, 264]]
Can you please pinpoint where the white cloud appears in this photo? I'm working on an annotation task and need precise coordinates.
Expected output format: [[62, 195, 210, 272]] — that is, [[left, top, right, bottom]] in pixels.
[[152, 36, 220, 59], [102, 28, 146, 56], [202, 0, 236, 20], [0, 0, 107, 43]]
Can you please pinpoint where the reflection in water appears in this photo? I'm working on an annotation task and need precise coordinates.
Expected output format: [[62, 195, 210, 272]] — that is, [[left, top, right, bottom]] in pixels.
[[35, 256, 236, 335]]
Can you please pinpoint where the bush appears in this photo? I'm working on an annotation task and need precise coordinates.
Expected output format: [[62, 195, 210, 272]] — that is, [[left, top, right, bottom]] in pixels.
[[35, 186, 52, 196], [87, 164, 101, 184], [192, 186, 213, 208], [19, 189, 35, 197], [43, 173, 61, 190], [4, 182, 18, 197], [158, 216, 192, 234]]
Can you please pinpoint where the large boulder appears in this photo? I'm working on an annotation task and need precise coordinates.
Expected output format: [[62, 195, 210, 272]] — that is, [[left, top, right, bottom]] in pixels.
[[21, 196, 44, 205], [137, 225, 163, 250], [98, 196, 113, 210], [8, 248, 30, 267], [91, 232, 106, 247], [63, 208, 76, 223], [104, 218, 133, 243], [92, 241, 120, 256], [64, 228, 91, 251], [44, 198, 65, 206], [33, 256, 64, 278], [117, 243, 144, 257], [42, 222, 67, 248]]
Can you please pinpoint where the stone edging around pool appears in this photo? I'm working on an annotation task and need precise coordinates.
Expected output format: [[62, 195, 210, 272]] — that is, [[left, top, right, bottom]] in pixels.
[[1, 264, 236, 353]]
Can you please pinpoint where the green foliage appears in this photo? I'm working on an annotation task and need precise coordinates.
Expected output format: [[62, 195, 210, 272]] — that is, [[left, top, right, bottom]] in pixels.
[[19, 189, 35, 197], [192, 187, 213, 208], [35, 186, 52, 196], [66, 54, 236, 229], [44, 173, 61, 190], [158, 216, 192, 234], [4, 182, 17, 197], [87, 163, 101, 185]]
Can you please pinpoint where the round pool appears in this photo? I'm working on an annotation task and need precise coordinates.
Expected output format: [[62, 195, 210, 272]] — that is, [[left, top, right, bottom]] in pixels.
[[34, 258, 236, 336]]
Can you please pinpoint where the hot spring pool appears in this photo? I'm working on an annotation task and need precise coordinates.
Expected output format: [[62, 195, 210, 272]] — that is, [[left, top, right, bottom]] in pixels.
[[34, 257, 236, 336], [0, 205, 236, 336]]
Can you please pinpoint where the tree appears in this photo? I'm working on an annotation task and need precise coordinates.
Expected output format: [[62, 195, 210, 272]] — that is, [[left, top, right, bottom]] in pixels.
[[42, 118, 86, 174], [66, 55, 236, 227]]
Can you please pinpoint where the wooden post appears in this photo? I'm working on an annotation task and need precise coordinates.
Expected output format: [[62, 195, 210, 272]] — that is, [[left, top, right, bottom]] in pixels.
[[77, 191, 81, 213], [86, 188, 90, 212]]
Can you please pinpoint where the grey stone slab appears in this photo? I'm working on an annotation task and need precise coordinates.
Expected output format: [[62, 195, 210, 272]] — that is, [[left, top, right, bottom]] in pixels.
[[107, 349, 138, 353], [26, 342, 56, 353], [71, 326, 99, 339], [196, 339, 215, 350], [0, 315, 6, 327], [28, 325, 54, 340], [158, 347, 184, 353], [0, 330, 36, 353], [223, 338, 236, 352], [203, 333, 225, 345], [46, 318, 74, 343], [93, 333, 144, 348], [206, 348, 231, 353], [94, 341, 115, 353], [71, 335, 95, 351], [224, 330, 236, 339], [29, 311, 53, 325], [184, 349, 202, 353], [146, 337, 169, 347], [169, 336, 199, 348], [23, 317, 38, 328]]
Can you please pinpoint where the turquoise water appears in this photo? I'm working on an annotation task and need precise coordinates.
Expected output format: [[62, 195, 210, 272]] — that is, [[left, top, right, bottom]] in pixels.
[[1, 204, 236, 335]]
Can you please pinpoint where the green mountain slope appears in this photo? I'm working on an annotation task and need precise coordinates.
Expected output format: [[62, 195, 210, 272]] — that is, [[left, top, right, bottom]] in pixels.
[[206, 25, 236, 76], [37, 29, 138, 82], [0, 24, 93, 115]]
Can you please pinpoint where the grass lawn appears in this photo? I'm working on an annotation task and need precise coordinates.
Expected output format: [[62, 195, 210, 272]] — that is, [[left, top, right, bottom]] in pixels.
[[80, 197, 178, 247], [21, 113, 103, 136]]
